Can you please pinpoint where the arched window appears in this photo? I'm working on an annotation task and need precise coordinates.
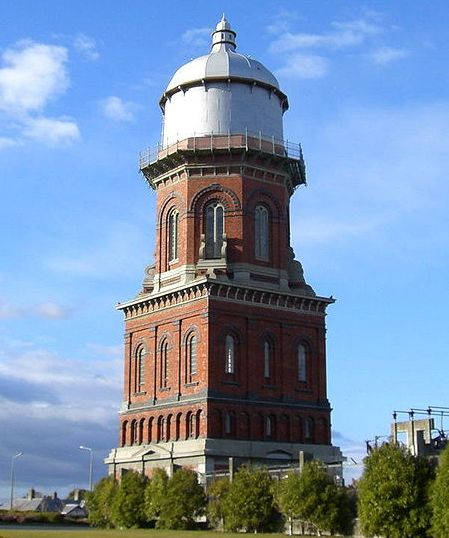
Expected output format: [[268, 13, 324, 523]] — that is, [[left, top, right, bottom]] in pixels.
[[298, 344, 307, 382], [224, 411, 235, 436], [205, 202, 224, 259], [225, 334, 235, 374], [255, 205, 269, 260], [168, 209, 179, 262], [263, 340, 273, 379], [266, 415, 273, 438], [305, 417, 315, 442], [136, 347, 145, 390], [187, 334, 197, 381], [160, 340, 168, 388]]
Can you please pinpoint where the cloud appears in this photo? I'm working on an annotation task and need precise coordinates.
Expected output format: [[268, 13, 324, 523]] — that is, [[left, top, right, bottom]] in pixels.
[[101, 96, 136, 122], [73, 33, 99, 60], [0, 40, 79, 147], [269, 14, 407, 80], [266, 9, 299, 35], [269, 18, 381, 54], [0, 338, 122, 499], [0, 299, 74, 320], [0, 41, 69, 115], [182, 27, 211, 47], [369, 46, 409, 65], [275, 53, 328, 79], [22, 116, 80, 145], [0, 136, 18, 149]]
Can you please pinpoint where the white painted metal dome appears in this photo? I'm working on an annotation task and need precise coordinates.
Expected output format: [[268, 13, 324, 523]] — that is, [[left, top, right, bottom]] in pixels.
[[160, 16, 288, 147]]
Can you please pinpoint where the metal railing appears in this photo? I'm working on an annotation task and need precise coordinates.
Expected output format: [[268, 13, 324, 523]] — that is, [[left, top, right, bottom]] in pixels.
[[139, 130, 303, 169]]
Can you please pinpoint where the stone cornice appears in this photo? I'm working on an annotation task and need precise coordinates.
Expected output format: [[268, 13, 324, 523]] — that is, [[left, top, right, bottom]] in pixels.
[[117, 279, 334, 321]]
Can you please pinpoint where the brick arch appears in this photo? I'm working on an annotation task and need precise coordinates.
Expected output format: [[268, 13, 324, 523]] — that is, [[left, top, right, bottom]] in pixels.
[[121, 420, 128, 446], [158, 190, 185, 226], [189, 183, 241, 213], [147, 416, 154, 443], [244, 188, 284, 219]]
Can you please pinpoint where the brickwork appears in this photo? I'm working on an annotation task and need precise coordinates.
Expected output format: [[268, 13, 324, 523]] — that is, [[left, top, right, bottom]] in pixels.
[[117, 145, 333, 459]]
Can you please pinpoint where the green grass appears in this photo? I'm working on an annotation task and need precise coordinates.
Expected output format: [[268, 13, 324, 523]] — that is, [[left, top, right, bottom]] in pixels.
[[0, 530, 296, 538]]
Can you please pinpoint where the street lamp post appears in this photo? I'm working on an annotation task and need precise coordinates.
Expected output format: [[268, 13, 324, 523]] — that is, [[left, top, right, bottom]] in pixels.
[[79, 446, 93, 491], [9, 452, 23, 511]]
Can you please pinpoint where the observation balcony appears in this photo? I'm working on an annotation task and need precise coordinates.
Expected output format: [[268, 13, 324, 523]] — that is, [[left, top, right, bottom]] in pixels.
[[139, 131, 306, 191]]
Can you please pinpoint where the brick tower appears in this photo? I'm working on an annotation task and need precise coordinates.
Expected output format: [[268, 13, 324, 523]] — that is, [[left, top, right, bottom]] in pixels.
[[106, 16, 343, 479]]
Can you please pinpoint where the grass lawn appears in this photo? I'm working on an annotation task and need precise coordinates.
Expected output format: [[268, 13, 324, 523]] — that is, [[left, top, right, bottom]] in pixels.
[[0, 530, 317, 538]]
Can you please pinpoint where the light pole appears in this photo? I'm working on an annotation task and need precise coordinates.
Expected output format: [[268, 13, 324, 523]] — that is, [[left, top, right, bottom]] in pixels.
[[10, 452, 23, 511], [79, 446, 93, 491]]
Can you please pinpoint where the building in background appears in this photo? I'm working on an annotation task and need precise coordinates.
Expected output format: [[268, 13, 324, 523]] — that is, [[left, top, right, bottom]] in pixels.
[[105, 16, 343, 480]]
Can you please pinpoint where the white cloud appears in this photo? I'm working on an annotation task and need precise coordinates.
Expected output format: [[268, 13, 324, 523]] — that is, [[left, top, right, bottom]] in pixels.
[[369, 46, 409, 65], [275, 53, 328, 79], [0, 136, 17, 149], [182, 27, 211, 47], [0, 40, 80, 146], [101, 96, 135, 122], [0, 298, 74, 320], [22, 116, 80, 145], [266, 9, 299, 35], [269, 18, 381, 54], [0, 41, 69, 115], [73, 33, 99, 60], [33, 302, 73, 320]]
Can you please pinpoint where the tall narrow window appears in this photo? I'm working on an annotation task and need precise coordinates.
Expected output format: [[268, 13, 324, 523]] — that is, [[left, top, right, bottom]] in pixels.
[[266, 415, 273, 437], [187, 334, 197, 380], [225, 334, 235, 374], [205, 202, 224, 258], [160, 340, 168, 388], [298, 344, 307, 382], [136, 347, 145, 390], [168, 210, 179, 262], [255, 205, 269, 260], [264, 340, 272, 379]]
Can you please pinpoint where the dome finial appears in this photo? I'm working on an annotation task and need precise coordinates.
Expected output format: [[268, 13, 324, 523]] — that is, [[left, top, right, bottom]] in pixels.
[[212, 15, 236, 52]]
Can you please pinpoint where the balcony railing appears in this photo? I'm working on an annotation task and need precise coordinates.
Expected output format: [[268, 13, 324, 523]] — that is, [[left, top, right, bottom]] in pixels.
[[139, 131, 303, 170]]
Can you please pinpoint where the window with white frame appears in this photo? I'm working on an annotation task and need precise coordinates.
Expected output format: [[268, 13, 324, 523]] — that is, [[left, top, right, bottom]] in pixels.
[[255, 205, 269, 260], [168, 209, 179, 262], [205, 202, 224, 258]]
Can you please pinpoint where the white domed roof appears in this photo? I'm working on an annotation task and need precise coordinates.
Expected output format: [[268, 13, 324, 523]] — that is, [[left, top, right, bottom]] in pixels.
[[161, 16, 287, 109], [166, 51, 280, 93]]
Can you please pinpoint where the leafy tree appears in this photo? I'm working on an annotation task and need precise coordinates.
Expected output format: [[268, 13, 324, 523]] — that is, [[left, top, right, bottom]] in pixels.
[[431, 442, 449, 538], [222, 466, 278, 533], [85, 476, 118, 528], [111, 470, 147, 528], [276, 461, 352, 536], [144, 467, 169, 522], [207, 477, 230, 529], [157, 467, 207, 529], [358, 442, 433, 538]]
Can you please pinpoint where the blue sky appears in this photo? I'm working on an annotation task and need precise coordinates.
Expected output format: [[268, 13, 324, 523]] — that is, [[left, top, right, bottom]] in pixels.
[[1, 0, 448, 499]]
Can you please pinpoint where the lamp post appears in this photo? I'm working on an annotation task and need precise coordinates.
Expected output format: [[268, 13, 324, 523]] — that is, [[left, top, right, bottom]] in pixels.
[[10, 452, 23, 511], [79, 446, 93, 491]]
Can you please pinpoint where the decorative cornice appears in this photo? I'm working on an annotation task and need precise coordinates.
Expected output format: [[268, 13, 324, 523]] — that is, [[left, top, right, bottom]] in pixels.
[[117, 280, 334, 321]]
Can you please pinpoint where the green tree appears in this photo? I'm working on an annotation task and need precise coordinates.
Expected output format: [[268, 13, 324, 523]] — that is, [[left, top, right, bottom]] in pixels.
[[144, 467, 169, 522], [222, 466, 278, 533], [358, 443, 433, 538], [111, 470, 147, 528], [207, 477, 230, 529], [157, 467, 207, 529], [431, 443, 449, 538], [85, 476, 118, 528], [276, 461, 352, 536]]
